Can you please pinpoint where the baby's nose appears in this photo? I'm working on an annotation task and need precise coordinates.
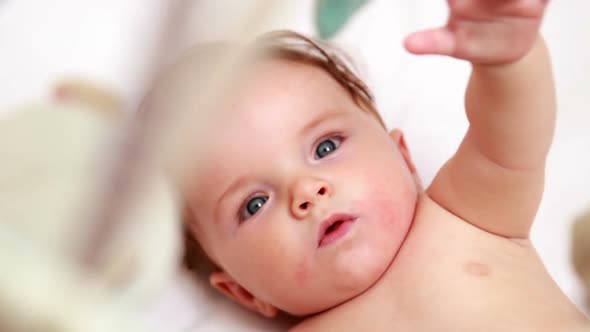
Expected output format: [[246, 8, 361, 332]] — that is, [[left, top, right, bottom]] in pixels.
[[290, 177, 332, 220]]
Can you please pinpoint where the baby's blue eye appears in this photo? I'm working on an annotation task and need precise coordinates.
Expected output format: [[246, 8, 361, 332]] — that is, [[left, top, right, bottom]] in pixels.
[[242, 196, 268, 219], [315, 137, 341, 159]]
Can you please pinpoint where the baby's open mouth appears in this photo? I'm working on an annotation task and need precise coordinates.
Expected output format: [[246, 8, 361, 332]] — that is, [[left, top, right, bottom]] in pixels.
[[318, 214, 357, 248]]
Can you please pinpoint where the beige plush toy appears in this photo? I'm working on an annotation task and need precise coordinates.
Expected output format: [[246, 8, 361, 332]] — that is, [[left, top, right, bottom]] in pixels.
[[0, 79, 181, 332]]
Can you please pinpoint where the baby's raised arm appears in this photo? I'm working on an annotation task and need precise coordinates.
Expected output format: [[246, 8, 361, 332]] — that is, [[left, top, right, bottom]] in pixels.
[[405, 1, 554, 238]]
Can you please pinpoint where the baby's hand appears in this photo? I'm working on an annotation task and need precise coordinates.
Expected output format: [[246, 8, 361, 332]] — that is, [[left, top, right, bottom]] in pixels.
[[404, 0, 549, 65]]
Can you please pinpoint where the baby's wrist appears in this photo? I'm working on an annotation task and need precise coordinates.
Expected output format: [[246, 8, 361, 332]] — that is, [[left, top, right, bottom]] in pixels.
[[470, 36, 548, 83], [470, 34, 544, 69]]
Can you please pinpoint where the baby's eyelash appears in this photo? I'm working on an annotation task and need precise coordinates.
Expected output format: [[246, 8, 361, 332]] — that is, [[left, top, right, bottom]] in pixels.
[[238, 194, 269, 223], [314, 135, 345, 160]]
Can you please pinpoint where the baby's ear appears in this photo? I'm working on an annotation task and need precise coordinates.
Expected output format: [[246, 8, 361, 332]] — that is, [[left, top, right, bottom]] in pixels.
[[209, 271, 278, 318], [388, 129, 417, 174]]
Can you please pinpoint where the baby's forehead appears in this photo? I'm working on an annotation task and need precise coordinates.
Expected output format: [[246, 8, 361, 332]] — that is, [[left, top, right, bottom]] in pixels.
[[231, 59, 353, 107], [233, 66, 357, 136], [228, 61, 356, 125]]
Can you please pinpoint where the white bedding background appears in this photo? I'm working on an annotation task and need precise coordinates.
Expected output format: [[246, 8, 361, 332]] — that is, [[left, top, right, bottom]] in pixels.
[[1, 1, 589, 331]]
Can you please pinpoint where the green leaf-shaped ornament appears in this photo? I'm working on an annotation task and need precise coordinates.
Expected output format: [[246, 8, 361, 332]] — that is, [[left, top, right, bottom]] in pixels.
[[315, 0, 370, 39]]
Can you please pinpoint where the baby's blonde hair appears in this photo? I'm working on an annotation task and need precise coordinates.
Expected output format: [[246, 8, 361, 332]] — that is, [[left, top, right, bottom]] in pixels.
[[141, 30, 384, 274]]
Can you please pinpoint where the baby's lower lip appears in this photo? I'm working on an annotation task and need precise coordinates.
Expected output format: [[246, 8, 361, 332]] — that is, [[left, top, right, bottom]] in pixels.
[[318, 218, 356, 248]]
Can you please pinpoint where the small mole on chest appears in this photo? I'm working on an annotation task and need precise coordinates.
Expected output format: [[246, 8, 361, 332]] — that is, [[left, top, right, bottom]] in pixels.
[[464, 261, 492, 277]]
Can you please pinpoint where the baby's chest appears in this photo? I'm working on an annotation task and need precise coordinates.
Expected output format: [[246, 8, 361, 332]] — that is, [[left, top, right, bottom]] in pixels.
[[377, 215, 577, 331]]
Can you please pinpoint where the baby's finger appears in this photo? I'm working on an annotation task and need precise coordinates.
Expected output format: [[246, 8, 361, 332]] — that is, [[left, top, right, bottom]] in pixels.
[[403, 28, 456, 56]]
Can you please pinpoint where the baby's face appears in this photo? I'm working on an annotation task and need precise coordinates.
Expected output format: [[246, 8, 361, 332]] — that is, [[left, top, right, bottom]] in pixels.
[[186, 59, 419, 315]]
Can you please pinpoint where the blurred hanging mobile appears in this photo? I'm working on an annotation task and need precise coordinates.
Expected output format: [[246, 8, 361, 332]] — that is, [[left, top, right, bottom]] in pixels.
[[315, 0, 370, 39]]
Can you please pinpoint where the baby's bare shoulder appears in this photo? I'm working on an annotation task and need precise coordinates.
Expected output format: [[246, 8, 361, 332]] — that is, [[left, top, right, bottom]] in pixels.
[[394, 197, 586, 330], [405, 194, 538, 267], [427, 149, 544, 240]]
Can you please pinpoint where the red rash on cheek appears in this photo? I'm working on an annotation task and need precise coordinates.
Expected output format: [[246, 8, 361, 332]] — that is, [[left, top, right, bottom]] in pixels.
[[353, 180, 414, 235], [361, 197, 400, 230], [295, 260, 311, 283]]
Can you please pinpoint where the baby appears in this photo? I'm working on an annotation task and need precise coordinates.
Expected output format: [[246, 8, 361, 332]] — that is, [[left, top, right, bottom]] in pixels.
[[146, 1, 590, 331]]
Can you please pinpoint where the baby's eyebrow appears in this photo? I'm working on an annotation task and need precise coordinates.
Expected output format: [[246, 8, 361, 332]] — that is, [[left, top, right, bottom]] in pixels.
[[299, 112, 347, 137]]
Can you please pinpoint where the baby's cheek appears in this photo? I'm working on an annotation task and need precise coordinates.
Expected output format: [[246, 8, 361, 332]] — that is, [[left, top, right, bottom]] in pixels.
[[295, 259, 312, 283], [358, 183, 416, 240]]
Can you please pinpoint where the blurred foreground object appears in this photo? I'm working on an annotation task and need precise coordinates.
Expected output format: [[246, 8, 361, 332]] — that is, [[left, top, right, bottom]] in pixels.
[[315, 0, 370, 39], [0, 101, 181, 331], [53, 78, 124, 117], [0, 0, 287, 329], [573, 206, 590, 309]]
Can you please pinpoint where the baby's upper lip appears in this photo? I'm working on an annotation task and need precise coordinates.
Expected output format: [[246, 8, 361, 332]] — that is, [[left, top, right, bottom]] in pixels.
[[317, 213, 357, 246]]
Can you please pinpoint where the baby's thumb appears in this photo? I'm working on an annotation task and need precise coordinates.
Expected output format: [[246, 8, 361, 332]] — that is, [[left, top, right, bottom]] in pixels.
[[404, 27, 456, 56]]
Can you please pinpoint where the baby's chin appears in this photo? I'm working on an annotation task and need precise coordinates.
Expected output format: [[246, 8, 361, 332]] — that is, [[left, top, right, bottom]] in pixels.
[[284, 241, 398, 316], [333, 222, 402, 289], [296, 214, 409, 314]]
